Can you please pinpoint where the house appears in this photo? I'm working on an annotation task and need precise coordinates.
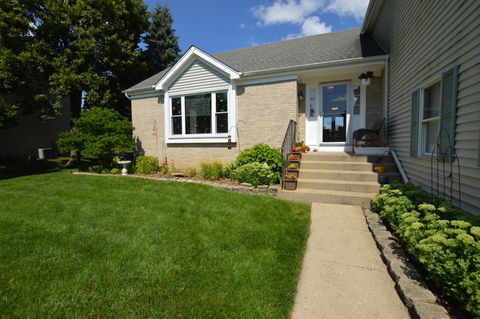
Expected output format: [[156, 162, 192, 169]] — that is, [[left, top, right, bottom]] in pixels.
[[123, 0, 480, 215], [0, 101, 71, 158]]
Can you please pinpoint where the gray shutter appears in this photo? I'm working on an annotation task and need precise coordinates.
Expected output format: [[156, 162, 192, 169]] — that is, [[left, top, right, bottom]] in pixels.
[[410, 89, 420, 157], [439, 66, 459, 162]]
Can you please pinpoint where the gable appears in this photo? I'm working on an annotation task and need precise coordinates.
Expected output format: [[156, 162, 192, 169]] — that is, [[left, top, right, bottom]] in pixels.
[[167, 59, 230, 96]]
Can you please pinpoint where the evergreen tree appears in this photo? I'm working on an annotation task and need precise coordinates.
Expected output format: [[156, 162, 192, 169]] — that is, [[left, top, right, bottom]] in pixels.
[[144, 5, 180, 75]]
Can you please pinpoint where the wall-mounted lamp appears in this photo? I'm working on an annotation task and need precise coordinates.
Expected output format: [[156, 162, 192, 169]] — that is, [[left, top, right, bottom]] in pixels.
[[359, 71, 375, 86], [298, 92, 304, 100], [227, 134, 232, 149]]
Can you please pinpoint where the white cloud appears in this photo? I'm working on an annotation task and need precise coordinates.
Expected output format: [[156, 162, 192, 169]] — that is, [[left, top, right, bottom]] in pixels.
[[301, 16, 332, 35], [326, 0, 369, 20], [252, 0, 325, 25], [283, 15, 332, 39], [239, 22, 246, 29], [252, 0, 367, 40]]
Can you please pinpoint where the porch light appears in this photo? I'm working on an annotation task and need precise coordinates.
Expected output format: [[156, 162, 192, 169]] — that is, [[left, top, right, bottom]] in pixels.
[[359, 71, 375, 86]]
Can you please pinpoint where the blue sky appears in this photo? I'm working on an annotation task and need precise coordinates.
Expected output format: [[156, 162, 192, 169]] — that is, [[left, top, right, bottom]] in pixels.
[[144, 0, 369, 54]]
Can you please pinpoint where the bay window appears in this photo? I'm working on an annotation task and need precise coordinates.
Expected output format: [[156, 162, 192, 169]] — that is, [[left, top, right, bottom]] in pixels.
[[170, 91, 229, 137]]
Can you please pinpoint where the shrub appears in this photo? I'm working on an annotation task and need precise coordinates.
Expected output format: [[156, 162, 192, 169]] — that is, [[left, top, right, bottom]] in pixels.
[[110, 168, 121, 175], [233, 162, 275, 186], [57, 108, 135, 165], [200, 160, 224, 180], [135, 156, 159, 174], [372, 183, 480, 316], [234, 143, 282, 182], [186, 168, 197, 178]]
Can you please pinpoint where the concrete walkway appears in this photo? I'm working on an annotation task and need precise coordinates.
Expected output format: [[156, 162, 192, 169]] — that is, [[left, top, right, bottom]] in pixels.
[[291, 203, 410, 319]]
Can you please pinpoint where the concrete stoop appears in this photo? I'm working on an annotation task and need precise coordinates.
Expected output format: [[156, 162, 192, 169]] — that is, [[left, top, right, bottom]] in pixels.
[[278, 152, 400, 207]]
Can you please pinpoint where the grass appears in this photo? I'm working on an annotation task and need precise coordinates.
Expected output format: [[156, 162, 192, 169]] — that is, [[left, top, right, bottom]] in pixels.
[[0, 171, 310, 318]]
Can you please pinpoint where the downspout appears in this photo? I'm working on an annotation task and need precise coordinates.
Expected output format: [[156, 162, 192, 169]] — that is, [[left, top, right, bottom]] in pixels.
[[391, 150, 409, 183]]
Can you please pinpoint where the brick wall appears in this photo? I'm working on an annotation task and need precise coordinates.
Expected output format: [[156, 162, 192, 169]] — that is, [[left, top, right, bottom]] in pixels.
[[130, 80, 298, 168]]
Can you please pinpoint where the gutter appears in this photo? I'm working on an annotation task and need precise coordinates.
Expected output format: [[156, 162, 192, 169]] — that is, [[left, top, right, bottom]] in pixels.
[[361, 0, 383, 35]]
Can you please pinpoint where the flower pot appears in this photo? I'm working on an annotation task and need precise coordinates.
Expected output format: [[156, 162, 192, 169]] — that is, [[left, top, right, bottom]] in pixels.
[[284, 180, 297, 190], [288, 152, 302, 161], [374, 165, 385, 174], [286, 169, 299, 178], [379, 176, 390, 184]]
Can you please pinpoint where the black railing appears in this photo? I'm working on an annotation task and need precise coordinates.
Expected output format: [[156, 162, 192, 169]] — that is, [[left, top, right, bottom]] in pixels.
[[281, 120, 297, 189], [430, 129, 461, 208]]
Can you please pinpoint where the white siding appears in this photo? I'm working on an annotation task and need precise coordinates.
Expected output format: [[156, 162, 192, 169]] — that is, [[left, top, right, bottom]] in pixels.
[[168, 59, 229, 96], [371, 0, 480, 214]]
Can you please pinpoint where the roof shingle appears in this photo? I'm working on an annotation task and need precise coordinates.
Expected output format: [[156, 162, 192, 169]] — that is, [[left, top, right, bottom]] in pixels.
[[124, 28, 385, 93]]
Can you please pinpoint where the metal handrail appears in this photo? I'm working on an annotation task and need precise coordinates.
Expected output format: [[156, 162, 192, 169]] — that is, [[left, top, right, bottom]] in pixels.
[[281, 120, 297, 189]]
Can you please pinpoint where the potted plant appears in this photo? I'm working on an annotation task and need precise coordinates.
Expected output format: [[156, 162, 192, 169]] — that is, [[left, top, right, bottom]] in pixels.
[[284, 173, 298, 190], [374, 165, 385, 174], [379, 174, 390, 185], [294, 141, 310, 153], [288, 153, 302, 163], [286, 163, 300, 177]]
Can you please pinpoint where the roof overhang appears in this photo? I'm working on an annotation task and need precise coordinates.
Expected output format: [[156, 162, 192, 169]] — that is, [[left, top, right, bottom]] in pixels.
[[361, 0, 384, 34], [154, 46, 242, 91]]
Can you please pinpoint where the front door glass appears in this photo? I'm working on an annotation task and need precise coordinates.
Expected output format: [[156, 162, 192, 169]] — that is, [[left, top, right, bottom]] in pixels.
[[322, 84, 347, 142]]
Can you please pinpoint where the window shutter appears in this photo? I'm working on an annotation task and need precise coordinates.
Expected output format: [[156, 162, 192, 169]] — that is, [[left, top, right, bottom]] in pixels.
[[439, 66, 459, 162], [410, 89, 420, 157]]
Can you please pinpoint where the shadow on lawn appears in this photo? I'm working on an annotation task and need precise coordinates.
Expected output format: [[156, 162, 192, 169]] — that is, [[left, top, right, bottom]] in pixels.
[[0, 157, 70, 180]]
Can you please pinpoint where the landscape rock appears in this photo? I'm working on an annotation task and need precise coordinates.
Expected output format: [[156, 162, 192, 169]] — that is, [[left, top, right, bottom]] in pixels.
[[412, 302, 450, 319], [395, 278, 437, 307]]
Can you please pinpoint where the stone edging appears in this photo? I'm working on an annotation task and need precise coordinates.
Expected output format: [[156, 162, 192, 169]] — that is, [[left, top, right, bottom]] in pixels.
[[363, 208, 450, 319], [72, 172, 278, 196]]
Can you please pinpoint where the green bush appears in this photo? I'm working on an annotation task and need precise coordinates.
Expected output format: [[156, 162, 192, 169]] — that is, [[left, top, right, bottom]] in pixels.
[[372, 183, 480, 316], [200, 160, 224, 180], [233, 162, 275, 186], [234, 143, 283, 182], [57, 108, 135, 165], [135, 156, 159, 174], [186, 168, 197, 178], [110, 168, 121, 175]]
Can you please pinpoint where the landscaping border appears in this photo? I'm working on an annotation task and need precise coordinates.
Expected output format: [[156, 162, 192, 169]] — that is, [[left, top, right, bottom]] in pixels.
[[363, 208, 450, 319], [72, 172, 279, 196]]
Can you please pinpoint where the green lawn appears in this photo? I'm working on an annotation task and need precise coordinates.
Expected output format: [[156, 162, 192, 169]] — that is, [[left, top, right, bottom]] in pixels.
[[0, 172, 310, 318]]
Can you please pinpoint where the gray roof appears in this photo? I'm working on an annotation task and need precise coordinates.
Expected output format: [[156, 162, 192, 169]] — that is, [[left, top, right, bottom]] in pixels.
[[124, 28, 385, 93]]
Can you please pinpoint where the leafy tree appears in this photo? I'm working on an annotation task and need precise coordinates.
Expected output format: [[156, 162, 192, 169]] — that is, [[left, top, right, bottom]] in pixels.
[[57, 108, 135, 165], [0, 0, 149, 128], [144, 4, 180, 74]]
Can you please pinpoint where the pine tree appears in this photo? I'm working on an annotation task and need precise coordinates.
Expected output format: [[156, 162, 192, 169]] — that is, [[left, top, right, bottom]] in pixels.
[[144, 5, 180, 74]]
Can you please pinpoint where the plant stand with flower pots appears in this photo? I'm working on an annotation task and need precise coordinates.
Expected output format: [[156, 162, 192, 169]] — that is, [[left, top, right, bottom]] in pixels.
[[283, 174, 298, 190]]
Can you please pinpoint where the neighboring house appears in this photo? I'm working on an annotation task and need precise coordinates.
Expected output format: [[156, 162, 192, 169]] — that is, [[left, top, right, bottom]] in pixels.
[[0, 101, 71, 158], [124, 0, 479, 214]]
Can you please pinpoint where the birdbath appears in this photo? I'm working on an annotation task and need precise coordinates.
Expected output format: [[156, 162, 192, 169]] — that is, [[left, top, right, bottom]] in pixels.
[[117, 160, 131, 176]]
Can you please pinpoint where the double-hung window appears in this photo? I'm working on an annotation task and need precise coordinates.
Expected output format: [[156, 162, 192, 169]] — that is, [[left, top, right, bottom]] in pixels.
[[170, 91, 229, 137], [421, 81, 441, 155]]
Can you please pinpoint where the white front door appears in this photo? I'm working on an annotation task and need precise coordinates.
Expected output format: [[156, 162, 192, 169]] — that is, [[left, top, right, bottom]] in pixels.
[[305, 81, 366, 148], [319, 83, 348, 144]]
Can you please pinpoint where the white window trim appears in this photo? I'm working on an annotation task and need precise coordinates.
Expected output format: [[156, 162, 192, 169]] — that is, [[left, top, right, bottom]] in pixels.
[[418, 80, 442, 157], [164, 83, 237, 144]]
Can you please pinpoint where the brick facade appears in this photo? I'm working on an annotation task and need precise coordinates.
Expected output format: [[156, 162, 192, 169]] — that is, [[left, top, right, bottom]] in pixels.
[[131, 80, 298, 168]]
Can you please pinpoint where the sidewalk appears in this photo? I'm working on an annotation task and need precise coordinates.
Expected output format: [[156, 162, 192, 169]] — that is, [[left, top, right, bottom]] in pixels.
[[291, 203, 410, 319]]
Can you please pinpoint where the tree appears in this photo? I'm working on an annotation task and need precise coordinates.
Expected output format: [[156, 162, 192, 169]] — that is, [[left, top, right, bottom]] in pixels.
[[0, 0, 149, 128], [57, 108, 135, 165], [143, 4, 180, 75]]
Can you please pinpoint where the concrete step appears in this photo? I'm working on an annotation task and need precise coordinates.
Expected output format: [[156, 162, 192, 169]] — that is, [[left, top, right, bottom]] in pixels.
[[301, 152, 394, 164], [278, 188, 377, 207], [297, 178, 380, 193], [299, 169, 378, 181], [299, 169, 401, 182], [299, 161, 397, 172]]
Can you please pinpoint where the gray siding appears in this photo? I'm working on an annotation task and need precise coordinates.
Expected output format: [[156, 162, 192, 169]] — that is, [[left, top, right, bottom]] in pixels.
[[371, 0, 480, 214], [168, 59, 229, 96]]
